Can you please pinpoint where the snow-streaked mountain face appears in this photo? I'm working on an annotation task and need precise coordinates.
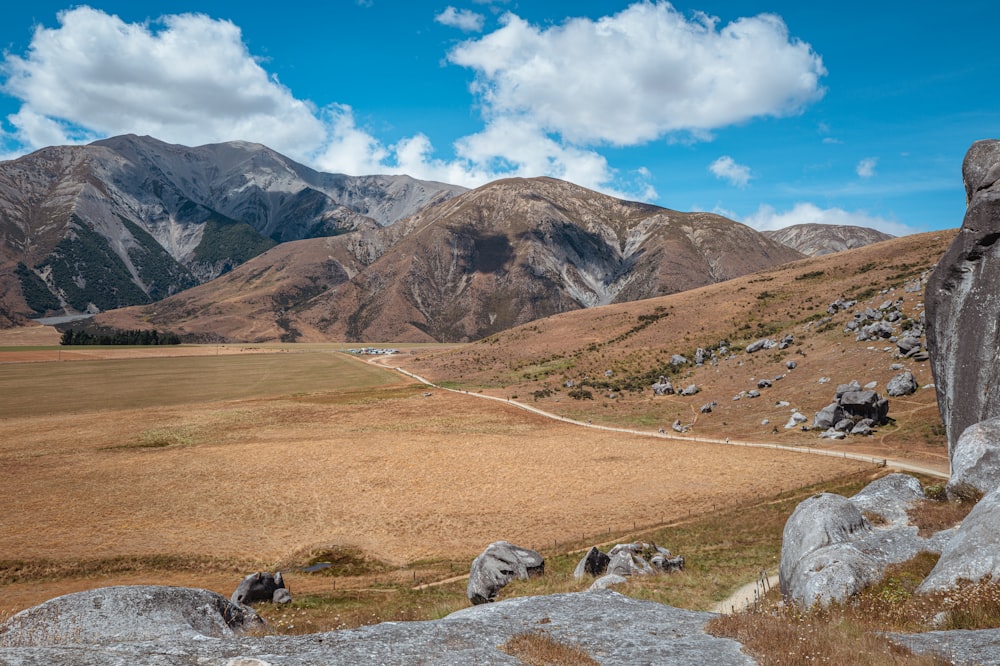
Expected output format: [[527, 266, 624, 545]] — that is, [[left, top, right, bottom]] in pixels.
[[763, 223, 894, 256], [0, 135, 466, 322]]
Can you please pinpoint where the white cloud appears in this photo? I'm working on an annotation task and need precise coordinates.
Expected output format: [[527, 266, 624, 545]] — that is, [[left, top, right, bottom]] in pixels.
[[0, 5, 811, 207], [856, 157, 878, 178], [709, 156, 752, 188], [447, 3, 826, 145], [742, 202, 912, 236], [1, 7, 325, 158], [435, 6, 486, 32]]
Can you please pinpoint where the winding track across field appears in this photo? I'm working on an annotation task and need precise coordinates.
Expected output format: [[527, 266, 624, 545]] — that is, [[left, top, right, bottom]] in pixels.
[[385, 364, 949, 481], [366, 355, 948, 609]]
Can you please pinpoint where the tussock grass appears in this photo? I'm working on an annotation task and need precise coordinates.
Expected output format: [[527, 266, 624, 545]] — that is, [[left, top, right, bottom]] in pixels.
[[710, 552, 1000, 665], [500, 629, 600, 665]]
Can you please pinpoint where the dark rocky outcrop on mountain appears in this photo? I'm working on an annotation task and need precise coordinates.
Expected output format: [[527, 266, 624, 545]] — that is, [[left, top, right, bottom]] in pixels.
[[0, 135, 464, 324], [97, 176, 805, 342], [764, 223, 893, 256], [926, 139, 1000, 456], [0, 589, 755, 665]]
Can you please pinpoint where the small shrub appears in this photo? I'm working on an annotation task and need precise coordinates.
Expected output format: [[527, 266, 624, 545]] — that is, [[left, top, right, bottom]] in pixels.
[[568, 388, 593, 400]]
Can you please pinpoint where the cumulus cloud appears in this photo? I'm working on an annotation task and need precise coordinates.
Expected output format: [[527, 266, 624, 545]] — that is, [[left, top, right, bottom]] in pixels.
[[856, 157, 878, 178], [743, 202, 911, 236], [0, 4, 817, 205], [435, 6, 486, 32], [447, 2, 826, 145], [709, 156, 752, 188], [1, 7, 325, 158]]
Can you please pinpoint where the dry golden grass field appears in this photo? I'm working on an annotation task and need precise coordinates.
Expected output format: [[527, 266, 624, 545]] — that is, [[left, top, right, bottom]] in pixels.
[[0, 343, 873, 618]]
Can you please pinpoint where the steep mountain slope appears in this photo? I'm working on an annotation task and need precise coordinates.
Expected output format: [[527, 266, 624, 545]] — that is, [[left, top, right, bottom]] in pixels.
[[0, 135, 464, 324], [96, 177, 804, 342], [764, 223, 894, 256], [405, 229, 954, 464]]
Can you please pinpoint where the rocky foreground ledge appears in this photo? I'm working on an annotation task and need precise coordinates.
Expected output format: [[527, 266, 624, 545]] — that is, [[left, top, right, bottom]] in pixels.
[[4, 585, 1000, 664], [0, 586, 752, 665]]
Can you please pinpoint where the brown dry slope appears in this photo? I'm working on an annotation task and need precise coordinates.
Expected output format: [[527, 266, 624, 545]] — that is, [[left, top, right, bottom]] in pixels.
[[405, 230, 956, 470]]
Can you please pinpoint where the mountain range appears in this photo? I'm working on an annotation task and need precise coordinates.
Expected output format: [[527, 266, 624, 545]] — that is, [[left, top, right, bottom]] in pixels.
[[0, 135, 895, 341], [0, 135, 464, 326]]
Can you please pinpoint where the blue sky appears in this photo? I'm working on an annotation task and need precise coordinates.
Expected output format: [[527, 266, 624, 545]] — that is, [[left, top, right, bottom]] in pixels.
[[0, 1, 997, 235]]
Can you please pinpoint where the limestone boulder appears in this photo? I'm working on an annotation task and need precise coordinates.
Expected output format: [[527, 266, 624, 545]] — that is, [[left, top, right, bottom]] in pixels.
[[0, 586, 264, 647], [918, 486, 1000, 593], [926, 139, 1000, 455], [947, 417, 1000, 497], [780, 494, 871, 594], [850, 473, 926, 526], [467, 541, 544, 605], [886, 371, 918, 397]]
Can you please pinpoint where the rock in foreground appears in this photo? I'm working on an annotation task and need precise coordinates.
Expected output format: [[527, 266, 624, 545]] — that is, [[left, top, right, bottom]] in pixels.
[[0, 590, 753, 665], [926, 139, 1000, 455], [0, 586, 263, 647]]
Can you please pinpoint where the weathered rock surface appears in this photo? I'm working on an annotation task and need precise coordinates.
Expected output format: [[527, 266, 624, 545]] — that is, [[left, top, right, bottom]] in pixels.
[[918, 485, 1000, 593], [926, 139, 1000, 455], [849, 473, 926, 526], [780, 476, 942, 608], [886, 371, 918, 397], [947, 417, 1000, 497], [891, 628, 1000, 665], [0, 586, 264, 647], [467, 541, 544, 605], [780, 493, 872, 604], [0, 591, 755, 665]]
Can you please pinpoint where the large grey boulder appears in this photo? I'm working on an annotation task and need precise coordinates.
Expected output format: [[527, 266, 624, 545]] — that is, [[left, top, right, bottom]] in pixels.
[[947, 417, 1000, 497], [780, 482, 938, 608], [918, 485, 1000, 593], [232, 571, 291, 605], [0, 591, 756, 665], [467, 541, 544, 605], [926, 139, 1000, 456], [0, 586, 264, 647], [780, 493, 872, 603], [886, 371, 918, 397], [839, 390, 889, 424]]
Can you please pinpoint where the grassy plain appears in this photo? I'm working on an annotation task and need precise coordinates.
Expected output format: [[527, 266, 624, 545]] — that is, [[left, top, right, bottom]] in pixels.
[[0, 343, 875, 626]]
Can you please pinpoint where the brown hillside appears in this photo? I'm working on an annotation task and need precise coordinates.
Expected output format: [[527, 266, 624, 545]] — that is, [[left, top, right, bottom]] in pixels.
[[404, 230, 956, 469], [97, 177, 804, 343]]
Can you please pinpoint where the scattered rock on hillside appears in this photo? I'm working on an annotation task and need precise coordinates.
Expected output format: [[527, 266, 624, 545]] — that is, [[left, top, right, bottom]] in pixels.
[[652, 377, 674, 396], [887, 371, 918, 397], [0, 586, 264, 646], [926, 139, 1000, 454], [232, 571, 291, 605], [467, 541, 544, 605], [589, 574, 628, 591], [680, 384, 700, 396], [573, 547, 611, 580], [786, 360, 797, 370], [946, 417, 1000, 498], [745, 338, 776, 353], [670, 354, 688, 366]]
